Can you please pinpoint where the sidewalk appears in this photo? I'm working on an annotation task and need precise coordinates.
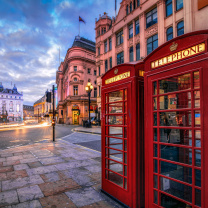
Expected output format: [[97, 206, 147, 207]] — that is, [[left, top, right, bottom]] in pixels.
[[73, 126, 101, 135], [0, 139, 123, 208]]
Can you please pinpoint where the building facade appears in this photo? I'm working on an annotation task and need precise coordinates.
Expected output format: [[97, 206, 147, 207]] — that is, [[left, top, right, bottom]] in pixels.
[[56, 36, 97, 125], [0, 82, 23, 122], [23, 105, 34, 120], [95, 0, 208, 117]]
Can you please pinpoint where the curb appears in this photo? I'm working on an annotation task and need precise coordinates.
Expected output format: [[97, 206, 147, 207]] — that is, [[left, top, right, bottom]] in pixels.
[[72, 129, 101, 135]]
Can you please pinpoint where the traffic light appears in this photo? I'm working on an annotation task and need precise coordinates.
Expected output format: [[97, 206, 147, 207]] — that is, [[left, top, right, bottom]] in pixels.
[[46, 92, 51, 103]]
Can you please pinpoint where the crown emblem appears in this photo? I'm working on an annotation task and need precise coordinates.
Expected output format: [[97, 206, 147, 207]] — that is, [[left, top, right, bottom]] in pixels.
[[170, 42, 178, 51], [114, 69, 118, 74]]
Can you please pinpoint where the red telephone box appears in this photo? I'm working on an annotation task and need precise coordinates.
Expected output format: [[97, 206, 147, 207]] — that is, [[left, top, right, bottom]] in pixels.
[[144, 30, 208, 208], [101, 62, 144, 207]]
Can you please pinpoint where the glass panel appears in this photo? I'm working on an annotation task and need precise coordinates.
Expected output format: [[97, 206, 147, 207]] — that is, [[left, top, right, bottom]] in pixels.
[[154, 190, 158, 204], [153, 81, 157, 95], [109, 171, 123, 187], [195, 169, 201, 187], [159, 73, 191, 94], [109, 138, 123, 150], [105, 105, 108, 114], [124, 115, 127, 125], [195, 111, 201, 126], [153, 97, 157, 110], [160, 111, 192, 127], [124, 140, 127, 151], [108, 116, 123, 125], [109, 149, 123, 161], [195, 189, 201, 207], [154, 159, 158, 173], [109, 103, 123, 114], [109, 90, 123, 102], [159, 92, 191, 110], [124, 178, 127, 189], [160, 177, 192, 202], [160, 145, 192, 165], [195, 130, 201, 147], [124, 89, 127, 100], [160, 129, 191, 146], [154, 128, 157, 141], [194, 91, 200, 108], [154, 175, 158, 188], [109, 126, 123, 138], [194, 71, 200, 89], [154, 113, 157, 126], [161, 193, 190, 208], [195, 150, 201, 167], [160, 161, 192, 184], [124, 153, 127, 164], [105, 137, 108, 146], [124, 127, 127, 138], [154, 144, 158, 157], [124, 165, 127, 176], [109, 161, 123, 175], [124, 102, 127, 113]]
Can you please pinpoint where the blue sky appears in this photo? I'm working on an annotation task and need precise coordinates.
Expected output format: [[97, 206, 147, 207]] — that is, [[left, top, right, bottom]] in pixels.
[[0, 0, 122, 105]]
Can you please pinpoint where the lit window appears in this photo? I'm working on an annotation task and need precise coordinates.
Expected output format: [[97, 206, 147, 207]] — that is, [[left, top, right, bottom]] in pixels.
[[10, 96, 12, 98], [147, 34, 158, 55], [129, 47, 134, 62], [136, 43, 140, 61], [129, 23, 133, 39], [105, 60, 108, 72], [116, 30, 123, 45], [109, 38, 112, 50], [94, 70, 97, 76], [9, 101, 13, 112], [19, 97, 21, 99], [166, 0, 172, 17], [109, 57, 112, 69], [167, 27, 173, 41], [177, 21, 184, 36], [104, 40, 107, 53], [17, 104, 20, 112], [74, 66, 77, 71], [176, 0, 183, 11], [135, 19, 140, 35], [88, 68, 91, 74], [130, 2, 132, 12], [73, 86, 78, 96], [117, 51, 124, 65], [126, 5, 129, 15], [146, 8, 157, 28]]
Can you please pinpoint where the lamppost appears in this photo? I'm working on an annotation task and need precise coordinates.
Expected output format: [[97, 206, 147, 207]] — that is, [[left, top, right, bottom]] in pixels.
[[85, 82, 93, 128]]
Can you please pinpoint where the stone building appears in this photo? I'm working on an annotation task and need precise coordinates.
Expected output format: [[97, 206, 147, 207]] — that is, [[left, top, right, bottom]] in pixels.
[[95, 0, 208, 117], [23, 105, 34, 119], [0, 82, 23, 122], [56, 36, 97, 125]]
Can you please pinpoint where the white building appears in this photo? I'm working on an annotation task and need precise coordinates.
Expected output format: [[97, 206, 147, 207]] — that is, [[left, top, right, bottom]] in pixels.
[[0, 82, 23, 122]]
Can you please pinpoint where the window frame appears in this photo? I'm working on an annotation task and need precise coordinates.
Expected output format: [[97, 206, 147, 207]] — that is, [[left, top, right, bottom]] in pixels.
[[74, 66, 77, 71], [109, 57, 112, 69], [88, 68, 91, 74], [129, 23, 133, 39], [73, 85, 78, 96], [116, 30, 124, 46], [166, 0, 173, 17], [117, 51, 124, 65], [105, 60, 108, 72], [147, 34, 158, 55], [146, 7, 157, 29], [104, 40, 108, 53], [177, 21, 184, 36], [130, 2, 132, 12], [129, 46, 134, 62], [109, 38, 112, 51], [167, 26, 173, 41], [136, 43, 140, 61], [126, 5, 129, 15], [94, 70, 97, 76], [176, 0, 183, 11], [135, 19, 140, 35]]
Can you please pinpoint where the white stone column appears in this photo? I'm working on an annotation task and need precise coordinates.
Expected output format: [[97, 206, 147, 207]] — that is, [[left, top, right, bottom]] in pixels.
[[157, 0, 165, 46], [123, 24, 128, 63], [139, 12, 146, 58]]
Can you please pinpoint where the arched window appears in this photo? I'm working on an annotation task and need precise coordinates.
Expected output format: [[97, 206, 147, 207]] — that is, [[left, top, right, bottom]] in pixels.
[[166, 0, 172, 17], [74, 78, 77, 82], [126, 5, 129, 15], [167, 27, 173, 41], [177, 21, 184, 36]]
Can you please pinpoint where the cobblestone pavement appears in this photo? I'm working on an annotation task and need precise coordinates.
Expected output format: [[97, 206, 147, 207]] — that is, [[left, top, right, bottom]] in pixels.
[[0, 139, 124, 208]]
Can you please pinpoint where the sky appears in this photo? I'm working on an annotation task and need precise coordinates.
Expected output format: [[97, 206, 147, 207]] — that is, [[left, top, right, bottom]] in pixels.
[[0, 0, 122, 105]]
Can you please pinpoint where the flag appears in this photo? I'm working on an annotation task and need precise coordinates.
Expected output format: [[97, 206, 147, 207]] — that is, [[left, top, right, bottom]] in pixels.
[[79, 16, 85, 24]]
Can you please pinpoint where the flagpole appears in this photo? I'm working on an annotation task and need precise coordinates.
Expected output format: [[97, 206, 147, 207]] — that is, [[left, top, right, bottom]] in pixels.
[[79, 20, 80, 36]]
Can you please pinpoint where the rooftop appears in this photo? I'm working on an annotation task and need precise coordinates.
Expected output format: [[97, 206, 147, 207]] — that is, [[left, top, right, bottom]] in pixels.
[[72, 36, 95, 53]]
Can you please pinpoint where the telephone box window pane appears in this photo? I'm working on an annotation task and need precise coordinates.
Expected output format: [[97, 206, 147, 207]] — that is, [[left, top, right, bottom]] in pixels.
[[124, 115, 127, 125], [109, 149, 123, 161], [106, 94, 108, 102], [195, 130, 201, 147], [124, 140, 127, 151], [195, 169, 201, 187], [160, 145, 192, 165], [161, 193, 189, 208], [109, 138, 123, 151], [153, 97, 157, 110], [159, 92, 191, 110], [124, 102, 127, 113], [108, 116, 123, 125], [109, 91, 123, 102], [109, 161, 123, 175], [109, 172, 123, 187], [109, 127, 123, 138], [154, 144, 158, 157], [160, 111, 191, 127], [154, 159, 158, 173], [154, 175, 158, 188], [124, 165, 127, 176], [154, 113, 157, 126], [154, 190, 158, 204], [109, 103, 123, 114], [160, 161, 192, 184], [153, 81, 157, 95], [105, 137, 108, 146], [194, 91, 200, 108], [160, 177, 192, 202], [194, 71, 200, 88], [160, 129, 192, 146], [154, 128, 157, 141], [195, 189, 201, 207], [159, 73, 191, 94], [124, 153, 127, 164], [195, 150, 201, 167], [195, 111, 201, 126], [124, 127, 127, 138], [124, 178, 127, 189], [105, 116, 108, 124], [124, 89, 127, 100]]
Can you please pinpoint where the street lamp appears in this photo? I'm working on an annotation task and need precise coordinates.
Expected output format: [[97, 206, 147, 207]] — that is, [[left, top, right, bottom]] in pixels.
[[85, 82, 93, 128]]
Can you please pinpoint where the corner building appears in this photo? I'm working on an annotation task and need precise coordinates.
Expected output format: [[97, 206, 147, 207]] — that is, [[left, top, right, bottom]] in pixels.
[[95, 0, 208, 117], [56, 36, 97, 124]]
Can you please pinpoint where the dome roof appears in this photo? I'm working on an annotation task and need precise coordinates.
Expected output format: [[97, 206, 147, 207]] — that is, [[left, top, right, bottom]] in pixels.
[[0, 82, 3, 89], [13, 85, 17, 91]]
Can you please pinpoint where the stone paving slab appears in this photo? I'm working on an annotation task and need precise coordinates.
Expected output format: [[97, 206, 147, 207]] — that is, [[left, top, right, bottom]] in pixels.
[[11, 200, 42, 208], [0, 190, 18, 207]]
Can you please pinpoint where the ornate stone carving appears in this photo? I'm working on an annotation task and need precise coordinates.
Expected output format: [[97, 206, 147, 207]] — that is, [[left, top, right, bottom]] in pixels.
[[128, 38, 133, 47], [135, 34, 140, 44], [139, 12, 144, 19], [116, 44, 124, 54], [145, 24, 158, 39]]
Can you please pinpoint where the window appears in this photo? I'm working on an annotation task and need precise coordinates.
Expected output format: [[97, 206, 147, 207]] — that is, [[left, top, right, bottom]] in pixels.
[[10, 96, 12, 98], [109, 38, 112, 51], [137, 0, 140, 7], [19, 97, 21, 99], [74, 78, 77, 82], [98, 66, 101, 76], [133, 0, 136, 9], [94, 70, 97, 76], [177, 21, 184, 36], [166, 0, 172, 17], [129, 47, 134, 62], [130, 2, 132, 12], [94, 80, 97, 85], [109, 57, 112, 69], [74, 66, 77, 71], [102, 27, 106, 34], [176, 0, 183, 10], [105, 60, 108, 72], [136, 43, 140, 61], [97, 29, 100, 36], [146, 7, 157, 28], [167, 27, 173, 41], [104, 40, 107, 53], [94, 88, 97, 98], [73, 86, 78, 96], [126, 5, 129, 15], [116, 30, 123, 45], [129, 23, 133, 39], [117, 51, 124, 65], [98, 47, 100, 56], [16, 104, 19, 112], [9, 101, 13, 112], [147, 34, 158, 55], [88, 68, 91, 74], [135, 19, 140, 35], [99, 86, 101, 97]]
